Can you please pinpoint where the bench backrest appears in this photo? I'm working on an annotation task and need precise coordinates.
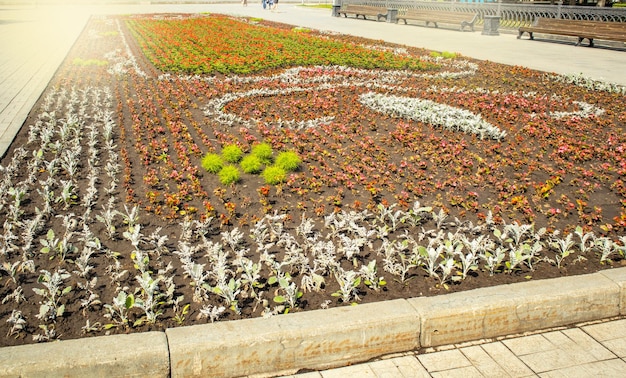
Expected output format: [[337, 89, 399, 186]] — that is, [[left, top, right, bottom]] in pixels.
[[340, 4, 384, 12], [534, 17, 626, 33], [402, 9, 477, 22]]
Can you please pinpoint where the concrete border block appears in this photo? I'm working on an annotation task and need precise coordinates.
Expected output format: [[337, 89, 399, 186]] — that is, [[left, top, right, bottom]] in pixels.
[[166, 299, 420, 378], [600, 267, 626, 315], [0, 331, 169, 378], [408, 272, 621, 347]]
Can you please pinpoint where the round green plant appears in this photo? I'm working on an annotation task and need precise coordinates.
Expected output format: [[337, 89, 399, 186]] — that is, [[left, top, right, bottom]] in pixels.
[[201, 153, 224, 173], [240, 155, 262, 174], [262, 166, 287, 185], [218, 165, 240, 185], [222, 144, 243, 163], [275, 151, 301, 172], [251, 142, 274, 164]]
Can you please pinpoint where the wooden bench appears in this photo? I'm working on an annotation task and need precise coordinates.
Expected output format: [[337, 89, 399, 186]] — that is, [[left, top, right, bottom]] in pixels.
[[518, 18, 626, 47], [337, 5, 388, 21], [397, 9, 478, 31]]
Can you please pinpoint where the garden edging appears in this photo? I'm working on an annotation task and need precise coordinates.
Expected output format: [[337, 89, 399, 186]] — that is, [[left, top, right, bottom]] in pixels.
[[1, 267, 625, 378]]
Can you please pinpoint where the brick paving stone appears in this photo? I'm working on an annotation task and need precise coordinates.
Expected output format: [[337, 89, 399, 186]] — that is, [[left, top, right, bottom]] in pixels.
[[430, 365, 484, 378], [582, 319, 626, 341], [544, 328, 616, 362], [513, 329, 613, 373], [557, 328, 615, 360], [538, 358, 626, 378], [479, 342, 536, 377], [367, 359, 405, 378], [460, 345, 510, 376], [511, 349, 577, 376], [599, 338, 626, 359], [283, 372, 323, 378], [417, 349, 472, 373], [319, 364, 377, 377], [502, 334, 557, 356], [583, 319, 626, 358], [390, 356, 431, 378]]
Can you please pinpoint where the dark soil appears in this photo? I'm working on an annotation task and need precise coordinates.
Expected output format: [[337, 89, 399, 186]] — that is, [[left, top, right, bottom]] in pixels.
[[0, 13, 624, 347]]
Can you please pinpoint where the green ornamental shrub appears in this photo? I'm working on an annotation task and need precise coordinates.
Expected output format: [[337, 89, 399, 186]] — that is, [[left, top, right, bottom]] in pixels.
[[201, 153, 224, 173], [441, 51, 457, 59], [251, 142, 274, 164], [222, 144, 243, 163], [240, 155, 262, 174], [262, 166, 286, 185], [219, 165, 240, 185], [275, 151, 301, 172]]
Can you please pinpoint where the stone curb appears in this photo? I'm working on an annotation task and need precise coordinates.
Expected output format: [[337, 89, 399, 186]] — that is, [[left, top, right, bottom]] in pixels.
[[1, 267, 625, 377], [0, 331, 169, 377]]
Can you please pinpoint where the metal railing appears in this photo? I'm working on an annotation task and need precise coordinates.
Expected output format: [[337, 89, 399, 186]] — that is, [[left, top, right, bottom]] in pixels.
[[340, 0, 626, 28]]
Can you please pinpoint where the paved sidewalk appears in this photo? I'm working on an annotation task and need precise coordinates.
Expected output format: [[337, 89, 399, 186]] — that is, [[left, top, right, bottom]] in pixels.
[[283, 318, 626, 377], [0, 4, 90, 157]]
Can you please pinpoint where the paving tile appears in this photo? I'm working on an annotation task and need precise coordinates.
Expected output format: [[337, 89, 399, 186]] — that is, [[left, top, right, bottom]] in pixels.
[[480, 342, 535, 377], [583, 319, 626, 358], [319, 364, 377, 378], [502, 334, 557, 356], [600, 338, 626, 359], [430, 365, 483, 378], [538, 358, 626, 378], [460, 345, 509, 377], [513, 329, 614, 374], [288, 372, 323, 378], [582, 319, 626, 341], [367, 359, 405, 378], [513, 349, 578, 375], [541, 329, 614, 362], [418, 349, 471, 373], [389, 356, 431, 378]]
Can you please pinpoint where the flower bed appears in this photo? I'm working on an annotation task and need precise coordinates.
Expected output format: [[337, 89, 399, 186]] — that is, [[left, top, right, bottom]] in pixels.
[[0, 13, 624, 346]]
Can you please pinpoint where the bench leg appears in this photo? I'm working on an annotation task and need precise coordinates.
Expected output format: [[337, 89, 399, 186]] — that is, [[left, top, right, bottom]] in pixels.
[[460, 22, 474, 32], [576, 37, 594, 47]]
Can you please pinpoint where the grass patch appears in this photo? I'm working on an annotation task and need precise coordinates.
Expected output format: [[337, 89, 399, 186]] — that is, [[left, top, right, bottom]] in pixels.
[[298, 4, 332, 9]]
